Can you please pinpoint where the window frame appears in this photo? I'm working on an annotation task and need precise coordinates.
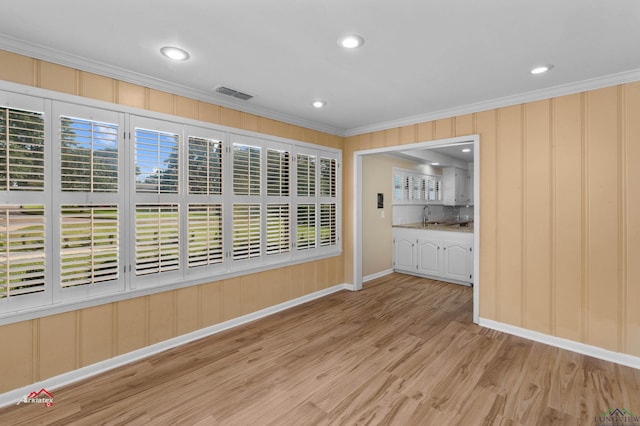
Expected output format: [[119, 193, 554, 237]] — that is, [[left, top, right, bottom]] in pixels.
[[0, 85, 341, 324], [51, 102, 126, 301], [0, 93, 52, 313], [183, 125, 227, 279]]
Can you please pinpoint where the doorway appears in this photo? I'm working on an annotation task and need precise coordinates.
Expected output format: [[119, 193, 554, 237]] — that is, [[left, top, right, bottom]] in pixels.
[[352, 134, 480, 324]]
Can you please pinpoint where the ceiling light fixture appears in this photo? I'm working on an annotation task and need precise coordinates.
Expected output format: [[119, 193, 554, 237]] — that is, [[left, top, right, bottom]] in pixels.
[[160, 46, 190, 61], [338, 34, 365, 49], [431, 162, 440, 166], [312, 100, 327, 108], [462, 148, 471, 153], [530, 64, 553, 75]]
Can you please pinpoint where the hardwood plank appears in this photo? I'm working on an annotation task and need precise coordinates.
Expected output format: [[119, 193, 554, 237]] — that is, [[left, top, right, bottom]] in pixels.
[[1, 273, 638, 426]]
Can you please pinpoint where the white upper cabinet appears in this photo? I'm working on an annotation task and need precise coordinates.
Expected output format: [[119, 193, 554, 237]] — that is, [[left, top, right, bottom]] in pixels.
[[443, 167, 470, 206]]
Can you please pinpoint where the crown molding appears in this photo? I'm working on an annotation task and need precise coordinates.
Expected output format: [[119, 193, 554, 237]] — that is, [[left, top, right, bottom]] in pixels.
[[0, 34, 346, 137], [3, 34, 640, 140], [344, 68, 640, 137]]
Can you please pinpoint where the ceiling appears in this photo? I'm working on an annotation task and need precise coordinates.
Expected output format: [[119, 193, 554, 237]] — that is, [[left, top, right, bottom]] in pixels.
[[390, 142, 474, 168], [1, 0, 639, 136]]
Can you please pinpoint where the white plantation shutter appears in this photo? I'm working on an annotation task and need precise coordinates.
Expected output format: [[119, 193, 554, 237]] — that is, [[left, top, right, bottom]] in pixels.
[[267, 149, 289, 196], [188, 136, 222, 195], [233, 143, 260, 196], [0, 106, 45, 191], [0, 89, 341, 317], [320, 203, 337, 247], [185, 128, 225, 276], [233, 204, 260, 260], [318, 153, 339, 253], [60, 205, 118, 287], [0, 205, 46, 298], [403, 175, 410, 200], [135, 204, 180, 275], [296, 153, 316, 197], [188, 204, 223, 267], [135, 128, 179, 194], [393, 173, 403, 201], [319, 158, 336, 198], [60, 116, 118, 192], [297, 204, 316, 250], [412, 176, 422, 200], [266, 204, 290, 255]]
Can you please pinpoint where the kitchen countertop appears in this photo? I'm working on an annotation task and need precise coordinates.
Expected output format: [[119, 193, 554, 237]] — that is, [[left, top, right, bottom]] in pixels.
[[392, 221, 474, 233]]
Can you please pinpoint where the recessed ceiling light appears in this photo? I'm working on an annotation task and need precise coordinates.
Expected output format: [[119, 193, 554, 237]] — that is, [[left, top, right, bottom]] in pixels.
[[160, 46, 190, 61], [431, 162, 440, 166], [338, 34, 365, 49], [312, 100, 327, 108], [530, 64, 553, 75], [462, 148, 471, 153]]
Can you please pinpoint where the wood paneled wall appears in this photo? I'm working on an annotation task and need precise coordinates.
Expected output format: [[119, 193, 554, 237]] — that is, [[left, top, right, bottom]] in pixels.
[[1, 47, 638, 395], [348, 84, 640, 358], [0, 50, 345, 394]]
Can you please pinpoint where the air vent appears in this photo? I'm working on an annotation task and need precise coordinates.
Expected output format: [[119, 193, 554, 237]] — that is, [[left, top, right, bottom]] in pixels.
[[214, 86, 253, 101]]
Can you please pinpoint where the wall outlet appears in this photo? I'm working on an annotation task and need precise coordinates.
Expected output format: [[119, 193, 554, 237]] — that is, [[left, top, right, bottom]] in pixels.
[[380, 210, 385, 218]]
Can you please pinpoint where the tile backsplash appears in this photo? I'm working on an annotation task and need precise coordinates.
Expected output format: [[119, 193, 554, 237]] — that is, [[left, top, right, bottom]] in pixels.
[[392, 204, 474, 225]]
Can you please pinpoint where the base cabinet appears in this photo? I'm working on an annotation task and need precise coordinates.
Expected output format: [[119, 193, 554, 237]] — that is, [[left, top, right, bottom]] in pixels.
[[393, 236, 416, 272], [417, 239, 441, 276], [442, 240, 473, 283], [393, 228, 473, 285]]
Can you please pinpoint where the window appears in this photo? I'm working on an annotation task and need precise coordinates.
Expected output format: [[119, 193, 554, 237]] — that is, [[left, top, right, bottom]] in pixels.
[[136, 128, 179, 194], [232, 204, 260, 260], [392, 168, 442, 204], [60, 205, 119, 287], [135, 204, 180, 276], [188, 136, 222, 195], [0, 205, 46, 298], [266, 204, 290, 255], [0, 106, 45, 191], [393, 173, 403, 201], [0, 104, 47, 302], [54, 104, 124, 299], [184, 128, 225, 276], [320, 203, 337, 247], [267, 149, 289, 196], [297, 204, 316, 251], [233, 143, 260, 196], [319, 157, 338, 250], [188, 204, 223, 267], [60, 116, 118, 192], [320, 158, 336, 198], [296, 153, 316, 197], [0, 89, 340, 319]]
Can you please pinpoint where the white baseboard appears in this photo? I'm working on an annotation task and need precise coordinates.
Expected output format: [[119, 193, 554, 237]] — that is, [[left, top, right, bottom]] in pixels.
[[0, 283, 352, 409], [479, 318, 640, 370], [363, 269, 394, 283]]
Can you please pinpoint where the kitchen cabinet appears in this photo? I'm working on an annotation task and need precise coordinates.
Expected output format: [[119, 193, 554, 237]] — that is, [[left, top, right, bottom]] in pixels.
[[442, 240, 473, 283], [417, 238, 441, 276], [393, 234, 416, 272], [393, 227, 473, 285], [443, 167, 469, 206]]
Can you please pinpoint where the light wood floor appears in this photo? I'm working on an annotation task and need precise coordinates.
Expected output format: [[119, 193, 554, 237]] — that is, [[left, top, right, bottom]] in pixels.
[[1, 273, 639, 425]]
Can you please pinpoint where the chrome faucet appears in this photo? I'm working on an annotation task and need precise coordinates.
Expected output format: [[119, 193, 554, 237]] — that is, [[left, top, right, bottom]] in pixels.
[[422, 205, 431, 225]]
